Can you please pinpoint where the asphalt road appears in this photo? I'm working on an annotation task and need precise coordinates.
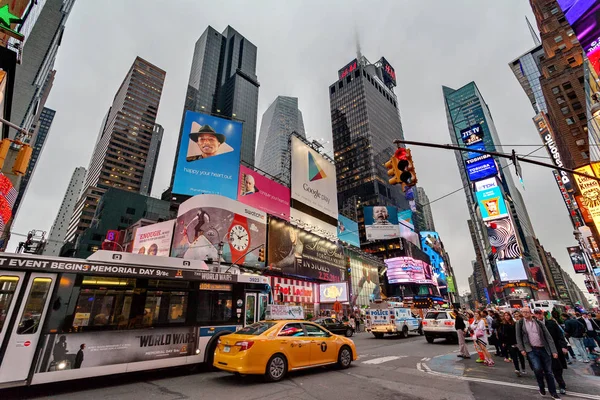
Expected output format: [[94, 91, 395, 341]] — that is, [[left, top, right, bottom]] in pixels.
[[3, 331, 600, 400]]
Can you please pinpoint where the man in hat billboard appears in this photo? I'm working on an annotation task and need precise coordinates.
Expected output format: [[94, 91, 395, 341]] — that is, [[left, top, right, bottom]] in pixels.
[[186, 122, 234, 161]]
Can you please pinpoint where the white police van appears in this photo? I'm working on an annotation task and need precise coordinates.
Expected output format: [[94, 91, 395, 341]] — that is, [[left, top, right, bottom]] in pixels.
[[365, 301, 422, 339]]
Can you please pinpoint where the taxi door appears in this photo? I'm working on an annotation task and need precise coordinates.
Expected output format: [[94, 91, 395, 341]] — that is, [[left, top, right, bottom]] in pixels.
[[304, 323, 338, 365], [275, 322, 311, 369]]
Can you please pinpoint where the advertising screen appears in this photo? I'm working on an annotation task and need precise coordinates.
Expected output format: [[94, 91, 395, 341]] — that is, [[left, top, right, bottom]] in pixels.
[[172, 111, 242, 199], [290, 136, 338, 219], [397, 209, 414, 227], [557, 0, 600, 74], [385, 257, 434, 285], [476, 186, 508, 220], [485, 218, 521, 260], [319, 282, 349, 303], [346, 249, 381, 306], [574, 164, 600, 234], [567, 246, 587, 274], [497, 259, 528, 282], [529, 266, 548, 290], [338, 59, 358, 80], [132, 220, 175, 257], [467, 141, 486, 159], [534, 112, 572, 190], [290, 208, 337, 241], [460, 124, 484, 144], [399, 219, 420, 248], [420, 232, 447, 289], [267, 219, 345, 282], [171, 194, 266, 269], [380, 57, 397, 87], [238, 165, 290, 220], [364, 206, 400, 240], [475, 177, 498, 192], [466, 154, 498, 181], [337, 214, 360, 247]]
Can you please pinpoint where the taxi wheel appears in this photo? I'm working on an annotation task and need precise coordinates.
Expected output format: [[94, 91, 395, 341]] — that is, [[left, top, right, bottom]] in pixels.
[[345, 328, 354, 337], [337, 346, 352, 369], [265, 354, 287, 382]]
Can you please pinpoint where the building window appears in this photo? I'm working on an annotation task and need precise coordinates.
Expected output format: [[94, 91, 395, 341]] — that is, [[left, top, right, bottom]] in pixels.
[[566, 29, 575, 37], [571, 128, 580, 136], [554, 35, 563, 43], [330, 86, 335, 95], [578, 113, 586, 121], [572, 101, 582, 110], [552, 86, 560, 94], [551, 7, 559, 15], [567, 91, 577, 100], [562, 82, 572, 90], [561, 106, 570, 115], [582, 151, 589, 159], [339, 81, 343, 89], [576, 139, 586, 146], [548, 65, 557, 73], [566, 117, 575, 125], [556, 96, 565, 104], [567, 57, 577, 64], [558, 44, 566, 51]]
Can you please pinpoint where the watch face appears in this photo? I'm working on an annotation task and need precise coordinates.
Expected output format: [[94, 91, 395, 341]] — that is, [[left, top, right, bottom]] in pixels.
[[230, 224, 249, 251]]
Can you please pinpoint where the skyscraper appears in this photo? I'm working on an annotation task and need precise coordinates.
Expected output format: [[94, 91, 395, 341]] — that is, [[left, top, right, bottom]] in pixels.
[[170, 25, 259, 188], [414, 187, 436, 232], [330, 56, 407, 245], [43, 166, 86, 256], [65, 57, 165, 245], [255, 96, 305, 185], [140, 123, 163, 196], [444, 82, 545, 299]]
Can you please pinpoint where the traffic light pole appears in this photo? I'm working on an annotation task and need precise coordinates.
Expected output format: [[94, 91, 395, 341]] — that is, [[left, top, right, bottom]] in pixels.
[[392, 139, 600, 182]]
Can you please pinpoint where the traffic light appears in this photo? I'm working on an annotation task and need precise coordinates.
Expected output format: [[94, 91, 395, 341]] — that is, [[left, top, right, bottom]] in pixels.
[[12, 144, 32, 176], [0, 139, 10, 169], [258, 246, 265, 262], [384, 156, 401, 185], [384, 148, 417, 190]]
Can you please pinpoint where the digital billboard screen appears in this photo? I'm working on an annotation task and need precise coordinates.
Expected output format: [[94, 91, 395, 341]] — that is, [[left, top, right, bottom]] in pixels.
[[397, 209, 414, 227], [319, 282, 349, 303], [419, 232, 447, 289], [567, 246, 587, 274], [171, 194, 266, 269], [238, 165, 290, 220], [364, 206, 400, 240], [172, 111, 242, 199], [460, 124, 484, 144], [476, 186, 508, 220], [465, 154, 498, 182], [485, 218, 521, 260], [497, 259, 528, 282], [385, 257, 434, 285], [132, 220, 175, 257], [346, 249, 382, 306], [557, 0, 600, 74], [337, 214, 360, 247]]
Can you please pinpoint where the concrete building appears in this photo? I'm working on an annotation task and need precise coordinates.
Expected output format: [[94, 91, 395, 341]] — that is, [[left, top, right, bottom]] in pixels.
[[255, 96, 305, 185], [413, 187, 436, 232], [66, 57, 165, 246], [43, 166, 85, 256]]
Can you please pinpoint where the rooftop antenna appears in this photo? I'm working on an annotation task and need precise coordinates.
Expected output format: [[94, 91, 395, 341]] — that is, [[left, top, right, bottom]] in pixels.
[[355, 27, 363, 65], [526, 16, 541, 46]]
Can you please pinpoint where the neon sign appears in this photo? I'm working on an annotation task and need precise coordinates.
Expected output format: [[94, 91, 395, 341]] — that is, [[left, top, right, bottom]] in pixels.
[[338, 59, 358, 80]]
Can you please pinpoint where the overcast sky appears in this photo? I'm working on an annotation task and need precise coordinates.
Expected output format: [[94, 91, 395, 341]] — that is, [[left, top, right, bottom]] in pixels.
[[11, 0, 590, 297]]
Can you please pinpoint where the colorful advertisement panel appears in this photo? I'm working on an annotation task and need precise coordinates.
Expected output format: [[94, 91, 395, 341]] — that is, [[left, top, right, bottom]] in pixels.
[[485, 218, 521, 260], [557, 0, 600, 75], [385, 257, 434, 285], [475, 177, 498, 192], [397, 209, 414, 227], [466, 154, 498, 182], [364, 206, 400, 240], [497, 259, 528, 282], [399, 219, 420, 248], [574, 164, 600, 233], [172, 194, 266, 269], [567, 246, 587, 274], [35, 328, 198, 373], [290, 136, 338, 219], [267, 219, 345, 282], [172, 111, 242, 199], [319, 282, 349, 303], [347, 249, 381, 307], [476, 186, 508, 220], [132, 220, 175, 257], [337, 214, 360, 247], [446, 275, 456, 294], [420, 232, 447, 289], [534, 112, 573, 190], [467, 141, 486, 159], [289, 208, 337, 241], [238, 165, 291, 220], [460, 124, 484, 144], [271, 276, 317, 304]]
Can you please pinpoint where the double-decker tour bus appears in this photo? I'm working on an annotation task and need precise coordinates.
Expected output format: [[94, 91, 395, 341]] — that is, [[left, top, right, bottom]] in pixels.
[[0, 251, 270, 388]]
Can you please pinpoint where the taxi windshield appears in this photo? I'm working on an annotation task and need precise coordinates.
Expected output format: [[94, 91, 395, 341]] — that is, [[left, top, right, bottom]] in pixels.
[[236, 322, 276, 335]]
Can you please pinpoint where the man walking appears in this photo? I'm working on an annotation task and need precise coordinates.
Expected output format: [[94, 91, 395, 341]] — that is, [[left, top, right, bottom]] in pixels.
[[516, 307, 560, 399], [454, 308, 471, 359], [535, 310, 568, 395], [563, 313, 589, 362], [579, 312, 600, 349]]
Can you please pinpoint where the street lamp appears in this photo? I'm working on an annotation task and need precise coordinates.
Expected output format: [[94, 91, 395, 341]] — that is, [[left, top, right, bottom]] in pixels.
[[590, 92, 600, 118], [103, 239, 124, 251]]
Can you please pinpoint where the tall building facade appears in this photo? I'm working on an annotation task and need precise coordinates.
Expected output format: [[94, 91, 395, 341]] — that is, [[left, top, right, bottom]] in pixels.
[[444, 82, 545, 299], [530, 0, 589, 169], [140, 123, 163, 196], [12, 107, 55, 216], [11, 0, 75, 137], [169, 25, 259, 187], [255, 96, 305, 185], [414, 187, 436, 232], [65, 57, 165, 245], [330, 56, 408, 244], [43, 166, 85, 256]]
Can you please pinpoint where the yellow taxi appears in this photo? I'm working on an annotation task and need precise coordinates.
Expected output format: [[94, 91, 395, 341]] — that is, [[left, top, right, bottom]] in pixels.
[[213, 320, 357, 381]]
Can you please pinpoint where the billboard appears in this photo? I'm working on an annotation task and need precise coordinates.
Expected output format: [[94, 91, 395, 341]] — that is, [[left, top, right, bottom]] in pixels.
[[399, 219, 420, 248], [420, 232, 447, 289], [290, 208, 337, 241], [347, 249, 381, 306], [271, 277, 317, 304], [446, 275, 456, 294], [465, 154, 498, 181], [460, 124, 484, 144], [338, 59, 358, 80], [364, 206, 400, 240], [557, 0, 600, 74], [475, 177, 498, 192], [171, 194, 266, 269], [337, 214, 360, 247], [319, 282, 349, 303], [574, 164, 600, 233], [534, 113, 572, 190], [380, 57, 397, 87], [397, 209, 414, 226], [290, 136, 338, 219], [476, 186, 508, 220], [485, 218, 521, 260], [131, 220, 175, 257], [385, 257, 434, 285], [267, 219, 345, 282], [172, 111, 242, 199], [238, 165, 290, 220], [567, 246, 587, 274], [497, 259, 528, 282]]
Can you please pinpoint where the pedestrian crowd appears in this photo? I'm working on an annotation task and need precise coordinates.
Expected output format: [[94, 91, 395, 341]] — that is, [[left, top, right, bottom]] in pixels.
[[453, 306, 600, 399]]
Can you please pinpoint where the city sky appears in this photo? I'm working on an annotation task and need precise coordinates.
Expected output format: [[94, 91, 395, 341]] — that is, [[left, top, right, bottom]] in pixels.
[[12, 1, 587, 295]]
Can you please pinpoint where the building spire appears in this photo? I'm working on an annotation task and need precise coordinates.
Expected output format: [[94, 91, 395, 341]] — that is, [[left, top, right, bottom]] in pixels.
[[355, 27, 362, 65], [526, 16, 541, 46]]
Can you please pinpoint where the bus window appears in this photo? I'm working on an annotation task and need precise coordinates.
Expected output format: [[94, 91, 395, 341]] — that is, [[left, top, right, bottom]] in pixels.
[[0, 276, 20, 332], [17, 278, 52, 334], [144, 291, 188, 325], [197, 290, 233, 324]]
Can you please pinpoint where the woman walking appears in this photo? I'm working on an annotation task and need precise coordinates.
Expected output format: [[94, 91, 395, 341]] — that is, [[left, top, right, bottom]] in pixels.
[[471, 311, 494, 366], [499, 311, 527, 376]]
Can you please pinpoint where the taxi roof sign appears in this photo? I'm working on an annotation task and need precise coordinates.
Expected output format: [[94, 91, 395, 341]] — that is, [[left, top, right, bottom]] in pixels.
[[265, 305, 304, 321]]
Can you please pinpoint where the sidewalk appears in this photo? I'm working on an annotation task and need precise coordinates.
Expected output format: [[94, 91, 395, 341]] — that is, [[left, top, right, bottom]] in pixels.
[[425, 349, 600, 396]]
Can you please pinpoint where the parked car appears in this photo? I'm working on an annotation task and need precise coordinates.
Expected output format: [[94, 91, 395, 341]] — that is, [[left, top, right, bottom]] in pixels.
[[314, 318, 354, 337], [422, 310, 457, 343]]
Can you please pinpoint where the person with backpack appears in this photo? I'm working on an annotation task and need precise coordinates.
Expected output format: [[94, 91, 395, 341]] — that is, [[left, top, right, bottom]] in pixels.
[[562, 313, 589, 362]]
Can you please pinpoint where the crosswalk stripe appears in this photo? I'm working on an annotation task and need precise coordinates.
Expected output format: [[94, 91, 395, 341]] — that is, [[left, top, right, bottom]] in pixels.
[[362, 356, 403, 364]]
